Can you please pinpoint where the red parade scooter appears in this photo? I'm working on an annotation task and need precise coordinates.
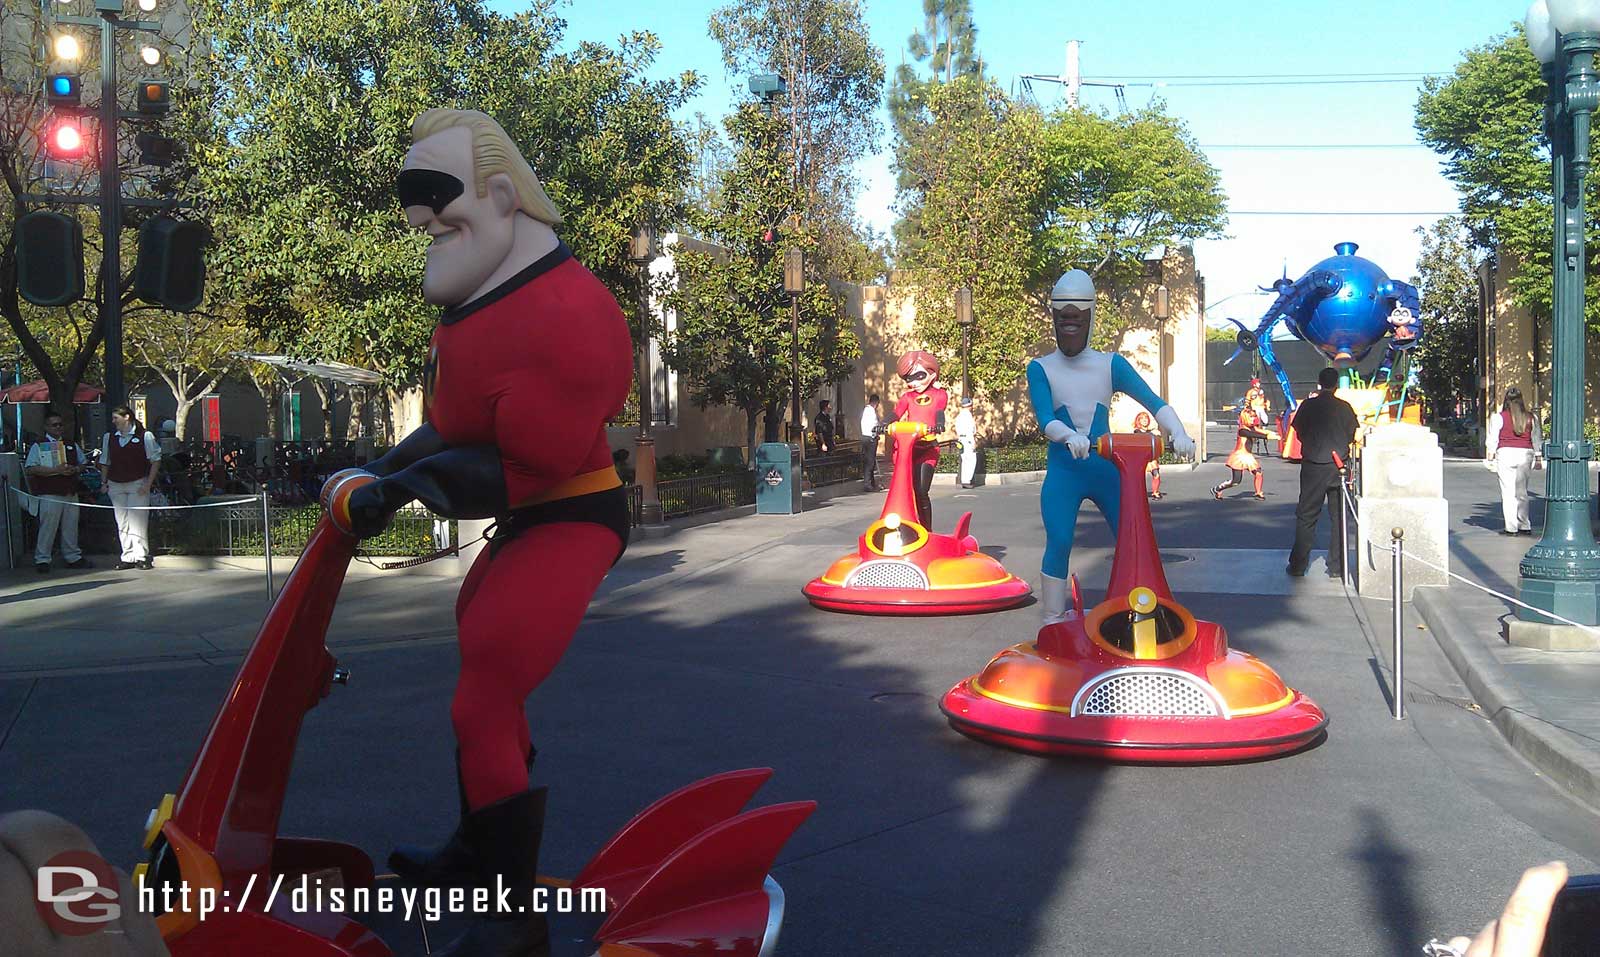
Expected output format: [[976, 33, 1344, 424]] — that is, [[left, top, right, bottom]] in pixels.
[[802, 421, 1030, 615], [132, 473, 814, 956]]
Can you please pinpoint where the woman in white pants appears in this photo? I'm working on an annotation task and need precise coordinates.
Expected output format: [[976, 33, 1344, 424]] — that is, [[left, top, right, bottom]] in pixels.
[[1486, 387, 1541, 536], [102, 405, 162, 569]]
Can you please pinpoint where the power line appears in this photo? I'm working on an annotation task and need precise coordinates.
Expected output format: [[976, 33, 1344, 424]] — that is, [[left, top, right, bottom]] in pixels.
[[1129, 78, 1442, 88], [1228, 210, 1457, 216], [1201, 143, 1429, 150], [1085, 72, 1448, 80]]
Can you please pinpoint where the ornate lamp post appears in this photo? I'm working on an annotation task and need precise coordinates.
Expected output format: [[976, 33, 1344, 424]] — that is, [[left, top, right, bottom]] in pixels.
[[1154, 283, 1171, 403], [629, 221, 664, 525], [784, 247, 805, 456], [955, 286, 974, 399], [1520, 0, 1600, 625]]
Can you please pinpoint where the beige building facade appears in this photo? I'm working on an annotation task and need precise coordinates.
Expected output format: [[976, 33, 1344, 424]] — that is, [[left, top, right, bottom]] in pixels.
[[617, 241, 1210, 464]]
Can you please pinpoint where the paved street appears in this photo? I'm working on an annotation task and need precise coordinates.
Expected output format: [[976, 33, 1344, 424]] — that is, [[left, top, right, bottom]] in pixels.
[[4, 432, 1598, 955]]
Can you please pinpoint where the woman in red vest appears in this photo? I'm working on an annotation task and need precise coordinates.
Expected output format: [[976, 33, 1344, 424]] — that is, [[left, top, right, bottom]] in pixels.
[[1485, 387, 1541, 535], [101, 405, 161, 569]]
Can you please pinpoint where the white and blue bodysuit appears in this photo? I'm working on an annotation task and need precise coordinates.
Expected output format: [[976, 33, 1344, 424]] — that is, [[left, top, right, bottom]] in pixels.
[[1028, 349, 1170, 580]]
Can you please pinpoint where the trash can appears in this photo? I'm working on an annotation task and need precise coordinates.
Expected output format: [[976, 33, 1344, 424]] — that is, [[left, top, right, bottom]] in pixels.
[[755, 442, 802, 515]]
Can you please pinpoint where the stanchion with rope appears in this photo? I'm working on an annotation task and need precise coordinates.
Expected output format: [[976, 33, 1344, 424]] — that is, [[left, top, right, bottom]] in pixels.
[[261, 486, 274, 602], [1, 475, 13, 571], [1392, 526, 1405, 721]]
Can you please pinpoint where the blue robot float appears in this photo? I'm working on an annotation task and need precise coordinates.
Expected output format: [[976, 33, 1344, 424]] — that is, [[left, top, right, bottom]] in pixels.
[[1224, 241, 1423, 413]]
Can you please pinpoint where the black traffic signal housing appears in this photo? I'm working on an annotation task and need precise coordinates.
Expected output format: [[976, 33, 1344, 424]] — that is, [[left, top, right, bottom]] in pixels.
[[134, 217, 209, 312], [46, 74, 81, 107], [136, 131, 181, 166], [135, 80, 170, 115], [16, 211, 86, 307]]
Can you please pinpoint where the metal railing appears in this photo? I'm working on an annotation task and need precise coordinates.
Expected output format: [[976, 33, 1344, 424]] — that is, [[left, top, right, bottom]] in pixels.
[[802, 453, 862, 488], [656, 471, 755, 518]]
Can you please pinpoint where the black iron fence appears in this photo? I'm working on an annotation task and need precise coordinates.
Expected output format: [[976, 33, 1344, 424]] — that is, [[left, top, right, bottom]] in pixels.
[[801, 452, 862, 487], [53, 502, 447, 558], [655, 471, 755, 519]]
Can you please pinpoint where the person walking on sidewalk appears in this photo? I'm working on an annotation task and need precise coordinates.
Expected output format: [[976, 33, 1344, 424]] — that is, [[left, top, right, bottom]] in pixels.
[[1486, 386, 1541, 536], [955, 396, 978, 488], [1287, 367, 1358, 578], [102, 405, 161, 570], [860, 393, 882, 492], [24, 411, 90, 574]]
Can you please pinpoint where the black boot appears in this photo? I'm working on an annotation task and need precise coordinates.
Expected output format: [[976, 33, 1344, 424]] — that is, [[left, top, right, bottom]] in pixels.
[[389, 745, 538, 888], [433, 787, 550, 957]]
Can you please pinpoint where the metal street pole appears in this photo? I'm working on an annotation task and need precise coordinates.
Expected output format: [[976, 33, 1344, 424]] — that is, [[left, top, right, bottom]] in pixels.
[[634, 273, 663, 525], [99, 10, 122, 412], [1520, 42, 1600, 626], [791, 292, 801, 445]]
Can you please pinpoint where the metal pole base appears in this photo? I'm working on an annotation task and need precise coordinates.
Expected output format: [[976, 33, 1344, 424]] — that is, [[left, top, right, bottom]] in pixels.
[[634, 435, 665, 526], [1516, 576, 1600, 626]]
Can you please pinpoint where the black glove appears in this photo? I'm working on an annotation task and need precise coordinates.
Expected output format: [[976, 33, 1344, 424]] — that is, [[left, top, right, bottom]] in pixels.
[[344, 445, 508, 539], [365, 423, 450, 478]]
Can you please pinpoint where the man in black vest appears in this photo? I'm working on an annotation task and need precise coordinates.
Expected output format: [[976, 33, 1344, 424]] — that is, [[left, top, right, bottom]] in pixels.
[[24, 411, 89, 573], [1288, 367, 1359, 577]]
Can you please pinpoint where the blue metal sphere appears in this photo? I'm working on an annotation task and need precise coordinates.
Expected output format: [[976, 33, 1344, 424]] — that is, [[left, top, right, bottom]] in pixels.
[[1302, 242, 1393, 366]]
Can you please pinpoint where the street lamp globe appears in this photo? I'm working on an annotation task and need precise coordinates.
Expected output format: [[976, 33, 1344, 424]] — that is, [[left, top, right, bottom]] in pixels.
[[1550, 0, 1600, 33], [141, 45, 162, 66], [1528, 0, 1561, 63], [138, 0, 158, 10], [53, 34, 80, 61]]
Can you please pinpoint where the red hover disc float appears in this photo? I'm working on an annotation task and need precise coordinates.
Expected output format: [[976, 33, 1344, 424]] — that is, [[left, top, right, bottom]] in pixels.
[[802, 420, 1030, 615], [940, 433, 1327, 761], [133, 491, 813, 957]]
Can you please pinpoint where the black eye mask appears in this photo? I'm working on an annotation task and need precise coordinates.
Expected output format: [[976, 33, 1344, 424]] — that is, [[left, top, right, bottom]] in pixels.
[[397, 168, 466, 214]]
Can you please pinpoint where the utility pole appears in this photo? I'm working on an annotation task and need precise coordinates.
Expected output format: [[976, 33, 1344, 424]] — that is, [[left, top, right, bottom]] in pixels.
[[1065, 40, 1081, 108]]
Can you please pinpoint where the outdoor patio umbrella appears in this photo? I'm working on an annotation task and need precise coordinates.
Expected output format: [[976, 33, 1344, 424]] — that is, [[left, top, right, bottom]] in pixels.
[[0, 380, 104, 404]]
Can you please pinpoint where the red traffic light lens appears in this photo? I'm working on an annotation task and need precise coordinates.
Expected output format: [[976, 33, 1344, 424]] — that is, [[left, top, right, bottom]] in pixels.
[[50, 120, 84, 156]]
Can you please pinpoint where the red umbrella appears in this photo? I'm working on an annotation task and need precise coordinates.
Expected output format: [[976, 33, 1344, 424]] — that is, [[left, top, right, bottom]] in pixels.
[[0, 379, 104, 404]]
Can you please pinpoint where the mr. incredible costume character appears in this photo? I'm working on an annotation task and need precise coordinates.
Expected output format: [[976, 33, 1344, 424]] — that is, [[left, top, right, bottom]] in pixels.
[[890, 350, 948, 527], [325, 109, 632, 957], [1028, 269, 1196, 625]]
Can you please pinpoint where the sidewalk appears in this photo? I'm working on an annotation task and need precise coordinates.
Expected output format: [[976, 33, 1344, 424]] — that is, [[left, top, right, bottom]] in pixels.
[[1413, 461, 1600, 812]]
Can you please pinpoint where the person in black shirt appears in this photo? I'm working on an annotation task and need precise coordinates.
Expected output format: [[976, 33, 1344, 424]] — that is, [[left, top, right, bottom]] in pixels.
[[1288, 367, 1360, 577], [815, 400, 835, 455]]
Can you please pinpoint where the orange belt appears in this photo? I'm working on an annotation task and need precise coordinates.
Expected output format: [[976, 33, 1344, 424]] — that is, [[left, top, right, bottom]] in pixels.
[[514, 465, 622, 508]]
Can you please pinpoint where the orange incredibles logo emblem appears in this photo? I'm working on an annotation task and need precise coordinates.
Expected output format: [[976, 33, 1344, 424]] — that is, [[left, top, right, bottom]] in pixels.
[[914, 394, 932, 406]]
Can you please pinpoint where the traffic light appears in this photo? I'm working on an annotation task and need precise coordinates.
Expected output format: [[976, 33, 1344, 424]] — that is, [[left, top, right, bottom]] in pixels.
[[46, 74, 81, 107], [45, 116, 86, 161], [135, 80, 170, 115], [136, 131, 180, 166], [16, 211, 85, 307], [134, 217, 209, 312]]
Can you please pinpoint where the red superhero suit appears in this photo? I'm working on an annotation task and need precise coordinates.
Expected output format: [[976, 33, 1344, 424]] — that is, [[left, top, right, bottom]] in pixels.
[[887, 348, 948, 527], [344, 243, 632, 808]]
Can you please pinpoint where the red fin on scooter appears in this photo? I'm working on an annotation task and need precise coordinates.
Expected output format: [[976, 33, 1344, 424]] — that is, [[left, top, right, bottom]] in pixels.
[[573, 768, 773, 896], [952, 511, 973, 542], [594, 801, 816, 944]]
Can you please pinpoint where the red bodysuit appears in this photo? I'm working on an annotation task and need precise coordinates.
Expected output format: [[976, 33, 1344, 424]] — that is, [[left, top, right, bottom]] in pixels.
[[425, 244, 633, 808], [894, 386, 948, 468]]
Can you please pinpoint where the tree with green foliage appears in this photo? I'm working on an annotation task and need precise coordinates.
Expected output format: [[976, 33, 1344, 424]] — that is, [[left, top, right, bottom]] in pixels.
[[1415, 30, 1586, 330], [892, 77, 1044, 397], [1410, 217, 1482, 422], [661, 105, 859, 460], [1033, 105, 1227, 299], [182, 0, 698, 407], [887, 0, 980, 255], [708, 0, 884, 283], [127, 305, 250, 440]]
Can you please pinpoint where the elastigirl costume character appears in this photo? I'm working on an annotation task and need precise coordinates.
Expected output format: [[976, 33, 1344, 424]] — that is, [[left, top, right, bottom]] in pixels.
[[1213, 402, 1278, 500], [890, 349, 949, 527], [329, 109, 632, 957], [1132, 411, 1163, 499], [1027, 269, 1196, 626]]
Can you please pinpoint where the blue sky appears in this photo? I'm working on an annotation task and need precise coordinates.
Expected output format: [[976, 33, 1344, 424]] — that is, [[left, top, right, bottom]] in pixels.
[[491, 0, 1528, 331]]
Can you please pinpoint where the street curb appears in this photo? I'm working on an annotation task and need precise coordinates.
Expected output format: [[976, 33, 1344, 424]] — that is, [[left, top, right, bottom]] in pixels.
[[1414, 585, 1600, 812]]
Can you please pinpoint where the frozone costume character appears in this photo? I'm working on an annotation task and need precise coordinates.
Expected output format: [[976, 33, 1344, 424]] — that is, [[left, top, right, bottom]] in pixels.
[[890, 350, 948, 527], [332, 109, 633, 957], [1028, 269, 1196, 625]]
